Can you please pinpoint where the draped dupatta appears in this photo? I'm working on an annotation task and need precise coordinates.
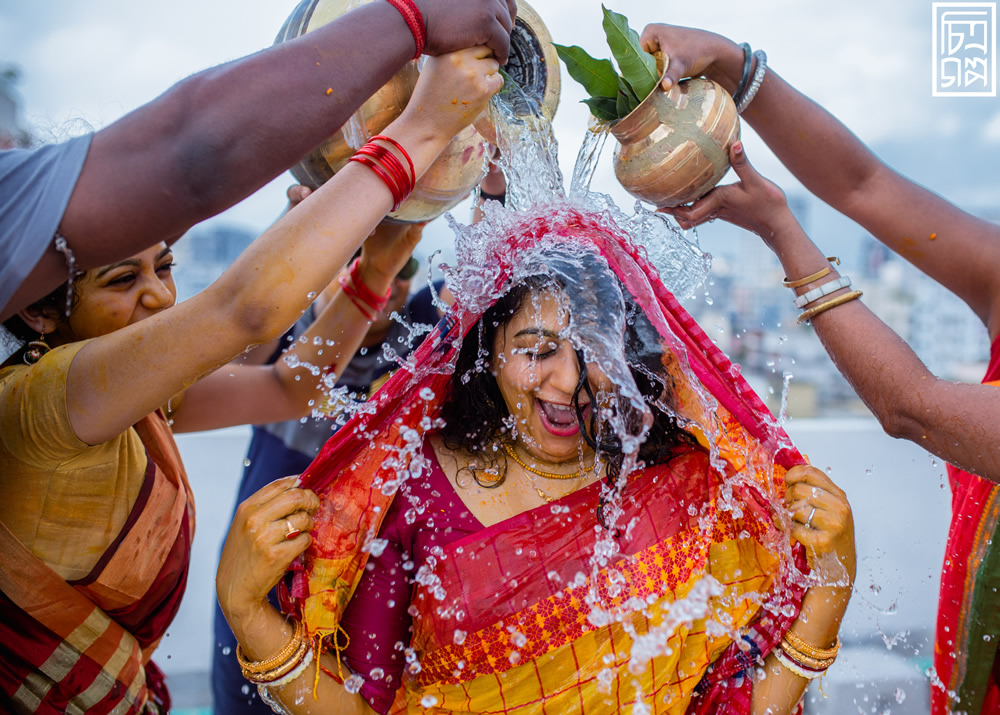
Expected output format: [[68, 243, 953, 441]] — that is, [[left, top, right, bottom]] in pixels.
[[291, 206, 810, 713]]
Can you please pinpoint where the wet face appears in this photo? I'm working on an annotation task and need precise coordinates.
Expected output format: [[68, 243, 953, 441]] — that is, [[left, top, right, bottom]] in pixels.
[[492, 289, 606, 463], [52, 243, 176, 344]]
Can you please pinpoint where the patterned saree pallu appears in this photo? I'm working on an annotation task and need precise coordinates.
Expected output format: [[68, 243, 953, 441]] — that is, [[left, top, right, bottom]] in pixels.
[[292, 206, 811, 713]]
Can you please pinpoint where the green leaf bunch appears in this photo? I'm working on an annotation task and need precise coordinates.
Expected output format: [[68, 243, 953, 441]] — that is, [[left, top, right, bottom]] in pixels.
[[553, 5, 660, 122]]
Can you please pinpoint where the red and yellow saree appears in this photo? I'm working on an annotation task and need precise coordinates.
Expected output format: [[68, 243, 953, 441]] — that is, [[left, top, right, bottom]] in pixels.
[[290, 207, 811, 713], [933, 337, 1000, 714]]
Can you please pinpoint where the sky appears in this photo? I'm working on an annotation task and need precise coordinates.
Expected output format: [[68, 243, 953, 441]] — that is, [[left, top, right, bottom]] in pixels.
[[2, 0, 999, 266]]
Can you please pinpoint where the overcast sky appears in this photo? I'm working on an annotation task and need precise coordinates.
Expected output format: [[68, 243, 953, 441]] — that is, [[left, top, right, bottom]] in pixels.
[[2, 0, 998, 260]]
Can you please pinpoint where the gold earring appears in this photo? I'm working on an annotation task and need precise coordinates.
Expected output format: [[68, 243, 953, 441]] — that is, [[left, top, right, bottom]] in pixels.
[[23, 333, 51, 365]]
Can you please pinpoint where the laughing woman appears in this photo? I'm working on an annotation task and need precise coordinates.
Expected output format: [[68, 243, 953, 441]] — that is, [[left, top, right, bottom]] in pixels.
[[0, 48, 500, 715], [217, 207, 857, 714]]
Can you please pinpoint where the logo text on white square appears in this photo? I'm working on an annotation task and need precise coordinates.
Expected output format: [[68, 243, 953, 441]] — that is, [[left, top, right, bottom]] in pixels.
[[933, 2, 997, 96]]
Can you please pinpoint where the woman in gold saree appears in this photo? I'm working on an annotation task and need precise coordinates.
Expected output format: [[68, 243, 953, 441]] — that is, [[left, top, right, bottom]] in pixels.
[[218, 201, 857, 714]]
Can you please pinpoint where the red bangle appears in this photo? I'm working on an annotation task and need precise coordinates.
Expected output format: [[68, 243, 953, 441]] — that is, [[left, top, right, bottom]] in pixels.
[[355, 145, 410, 203], [348, 154, 405, 211], [371, 135, 415, 189], [348, 258, 391, 311], [338, 275, 377, 321], [384, 0, 426, 59]]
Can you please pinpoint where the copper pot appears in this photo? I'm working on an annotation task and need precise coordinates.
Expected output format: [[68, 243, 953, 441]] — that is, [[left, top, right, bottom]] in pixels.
[[276, 0, 560, 223], [611, 77, 739, 209]]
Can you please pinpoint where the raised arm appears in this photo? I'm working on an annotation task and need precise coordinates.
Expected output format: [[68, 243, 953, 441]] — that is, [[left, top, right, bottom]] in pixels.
[[170, 222, 424, 433], [668, 143, 1000, 482], [640, 23, 1000, 337], [2, 0, 517, 321], [62, 48, 501, 446]]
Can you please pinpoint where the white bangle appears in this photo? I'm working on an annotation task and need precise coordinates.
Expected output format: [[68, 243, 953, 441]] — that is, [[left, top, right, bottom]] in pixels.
[[774, 647, 828, 680], [737, 50, 768, 113], [794, 276, 852, 308]]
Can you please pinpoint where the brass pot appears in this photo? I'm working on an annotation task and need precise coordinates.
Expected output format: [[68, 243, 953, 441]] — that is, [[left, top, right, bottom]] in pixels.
[[611, 77, 739, 209], [276, 0, 560, 223]]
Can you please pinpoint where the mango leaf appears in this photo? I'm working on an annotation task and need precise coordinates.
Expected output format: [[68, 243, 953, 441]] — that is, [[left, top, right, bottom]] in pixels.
[[617, 75, 641, 115], [601, 5, 659, 102], [615, 90, 630, 119], [581, 96, 619, 122], [553, 43, 621, 100]]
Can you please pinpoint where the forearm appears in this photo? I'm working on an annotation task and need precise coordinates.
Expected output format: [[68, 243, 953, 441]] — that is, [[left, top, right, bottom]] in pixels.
[[274, 267, 394, 415], [225, 603, 374, 715], [737, 61, 1000, 319], [751, 584, 850, 712], [67, 114, 444, 443], [60, 4, 412, 266], [768, 219, 1000, 481], [211, 114, 443, 345]]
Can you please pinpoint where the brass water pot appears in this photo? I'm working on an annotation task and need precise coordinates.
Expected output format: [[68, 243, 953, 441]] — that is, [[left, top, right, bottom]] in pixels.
[[612, 77, 739, 209], [275, 0, 560, 223]]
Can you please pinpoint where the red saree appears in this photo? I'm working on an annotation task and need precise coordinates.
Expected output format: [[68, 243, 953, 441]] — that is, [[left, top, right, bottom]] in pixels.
[[291, 207, 811, 713], [0, 412, 194, 714], [933, 336, 1000, 714]]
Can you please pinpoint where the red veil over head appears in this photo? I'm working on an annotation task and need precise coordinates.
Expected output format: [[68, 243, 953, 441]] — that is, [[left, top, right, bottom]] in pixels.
[[289, 203, 809, 712]]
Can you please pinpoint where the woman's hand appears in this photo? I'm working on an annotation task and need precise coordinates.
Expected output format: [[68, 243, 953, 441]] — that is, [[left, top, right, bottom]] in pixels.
[[401, 46, 503, 142], [357, 221, 426, 286], [784, 465, 857, 585], [639, 23, 744, 94], [217, 476, 321, 625], [661, 143, 799, 248]]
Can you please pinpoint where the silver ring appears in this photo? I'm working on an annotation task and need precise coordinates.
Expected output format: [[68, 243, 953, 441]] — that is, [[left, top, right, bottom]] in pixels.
[[805, 506, 816, 529]]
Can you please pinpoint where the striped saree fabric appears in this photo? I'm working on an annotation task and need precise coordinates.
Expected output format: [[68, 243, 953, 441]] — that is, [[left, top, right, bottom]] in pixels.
[[0, 412, 193, 714]]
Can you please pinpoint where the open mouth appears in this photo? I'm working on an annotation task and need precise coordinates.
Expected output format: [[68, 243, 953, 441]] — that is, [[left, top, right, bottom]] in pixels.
[[536, 399, 589, 437]]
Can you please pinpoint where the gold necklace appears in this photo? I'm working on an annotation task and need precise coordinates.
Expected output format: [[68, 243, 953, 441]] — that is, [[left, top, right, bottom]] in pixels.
[[501, 442, 593, 480]]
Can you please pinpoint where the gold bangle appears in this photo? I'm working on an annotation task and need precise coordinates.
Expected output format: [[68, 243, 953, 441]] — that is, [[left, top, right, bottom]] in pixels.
[[783, 257, 840, 288], [236, 619, 304, 675], [779, 639, 837, 670], [782, 630, 841, 660], [242, 636, 310, 684], [797, 290, 863, 325], [774, 647, 829, 680]]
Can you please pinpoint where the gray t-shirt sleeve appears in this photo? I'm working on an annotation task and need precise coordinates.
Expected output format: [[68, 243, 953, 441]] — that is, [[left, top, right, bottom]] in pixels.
[[0, 134, 92, 312]]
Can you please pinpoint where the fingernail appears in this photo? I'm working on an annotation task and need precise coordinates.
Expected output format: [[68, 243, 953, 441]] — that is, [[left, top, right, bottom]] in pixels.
[[733, 141, 743, 155]]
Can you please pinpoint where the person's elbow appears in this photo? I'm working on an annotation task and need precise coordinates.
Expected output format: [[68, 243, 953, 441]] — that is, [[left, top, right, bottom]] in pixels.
[[872, 390, 936, 444]]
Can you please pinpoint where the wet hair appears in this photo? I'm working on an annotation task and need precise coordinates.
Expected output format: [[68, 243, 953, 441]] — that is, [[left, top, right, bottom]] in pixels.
[[438, 257, 699, 532]]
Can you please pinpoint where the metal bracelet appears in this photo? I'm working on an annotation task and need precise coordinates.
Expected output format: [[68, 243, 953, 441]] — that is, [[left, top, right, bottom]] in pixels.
[[736, 50, 768, 113], [733, 42, 753, 101], [794, 276, 853, 308]]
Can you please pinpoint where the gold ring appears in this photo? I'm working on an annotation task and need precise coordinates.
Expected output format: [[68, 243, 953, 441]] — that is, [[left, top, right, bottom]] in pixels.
[[284, 519, 301, 540]]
